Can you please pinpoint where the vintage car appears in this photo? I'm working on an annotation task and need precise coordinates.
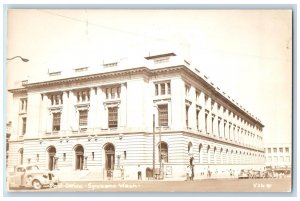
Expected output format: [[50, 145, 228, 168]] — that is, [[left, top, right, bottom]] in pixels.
[[7, 164, 59, 190], [238, 169, 250, 179]]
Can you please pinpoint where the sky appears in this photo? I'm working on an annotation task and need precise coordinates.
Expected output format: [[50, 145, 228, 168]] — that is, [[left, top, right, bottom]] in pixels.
[[6, 9, 292, 144]]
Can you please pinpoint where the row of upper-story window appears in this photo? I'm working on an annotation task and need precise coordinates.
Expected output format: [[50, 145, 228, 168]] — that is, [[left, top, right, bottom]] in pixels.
[[184, 83, 263, 132], [18, 86, 122, 113], [185, 84, 262, 131], [50, 105, 119, 132], [20, 105, 119, 134], [265, 147, 290, 154], [267, 156, 290, 163], [18, 86, 122, 134]]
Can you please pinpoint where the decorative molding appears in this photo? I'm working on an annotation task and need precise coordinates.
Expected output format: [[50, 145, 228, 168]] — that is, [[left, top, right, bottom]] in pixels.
[[75, 103, 90, 111], [103, 100, 121, 109], [48, 106, 63, 114]]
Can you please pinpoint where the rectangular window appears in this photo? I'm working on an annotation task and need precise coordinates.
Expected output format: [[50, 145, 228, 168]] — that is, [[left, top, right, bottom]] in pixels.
[[155, 84, 159, 96], [36, 154, 39, 162], [196, 110, 200, 130], [124, 151, 127, 160], [108, 107, 118, 128], [111, 88, 115, 99], [185, 85, 190, 97], [22, 117, 26, 135], [52, 113, 61, 131], [285, 156, 290, 162], [211, 116, 214, 134], [117, 87, 121, 98], [273, 156, 278, 162], [279, 156, 284, 162], [158, 104, 168, 126], [205, 112, 208, 133], [267, 156, 272, 162], [186, 105, 189, 127], [92, 152, 95, 160], [279, 148, 283, 153], [20, 99, 27, 112], [106, 88, 109, 99], [205, 95, 208, 106], [211, 100, 215, 111], [167, 83, 171, 94], [218, 119, 221, 136], [268, 148, 271, 153], [196, 91, 200, 102], [273, 148, 277, 153], [63, 153, 66, 161], [285, 147, 289, 153], [161, 83, 165, 95], [79, 110, 88, 126]]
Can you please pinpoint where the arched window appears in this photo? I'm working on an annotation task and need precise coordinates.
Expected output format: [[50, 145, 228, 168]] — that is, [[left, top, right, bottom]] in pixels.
[[213, 147, 217, 164], [207, 145, 211, 164], [188, 142, 193, 154], [220, 148, 223, 164], [158, 142, 168, 163], [199, 144, 203, 163], [18, 148, 24, 165]]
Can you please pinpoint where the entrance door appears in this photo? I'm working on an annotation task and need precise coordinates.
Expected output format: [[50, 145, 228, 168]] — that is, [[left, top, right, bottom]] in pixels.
[[47, 146, 56, 171], [75, 145, 84, 170], [104, 144, 115, 170]]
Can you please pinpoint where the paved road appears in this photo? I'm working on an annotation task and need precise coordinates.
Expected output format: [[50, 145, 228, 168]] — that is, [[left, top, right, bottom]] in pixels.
[[8, 178, 291, 193]]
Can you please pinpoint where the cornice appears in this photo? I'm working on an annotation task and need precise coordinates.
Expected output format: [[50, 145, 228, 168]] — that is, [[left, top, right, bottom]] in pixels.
[[8, 87, 27, 93], [22, 67, 150, 90]]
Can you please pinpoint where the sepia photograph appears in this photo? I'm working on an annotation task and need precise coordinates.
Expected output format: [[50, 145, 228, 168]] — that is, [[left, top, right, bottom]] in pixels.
[[4, 7, 293, 194]]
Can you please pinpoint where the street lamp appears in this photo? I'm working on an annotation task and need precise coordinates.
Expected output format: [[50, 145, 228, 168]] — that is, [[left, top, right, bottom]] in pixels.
[[7, 56, 29, 62]]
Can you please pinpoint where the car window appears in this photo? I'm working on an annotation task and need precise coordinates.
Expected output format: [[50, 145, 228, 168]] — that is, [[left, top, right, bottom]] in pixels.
[[26, 165, 39, 171], [17, 167, 25, 172]]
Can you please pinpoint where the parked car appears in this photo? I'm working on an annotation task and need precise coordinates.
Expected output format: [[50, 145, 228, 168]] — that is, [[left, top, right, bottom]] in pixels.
[[7, 164, 59, 190], [250, 170, 263, 179], [238, 169, 250, 179]]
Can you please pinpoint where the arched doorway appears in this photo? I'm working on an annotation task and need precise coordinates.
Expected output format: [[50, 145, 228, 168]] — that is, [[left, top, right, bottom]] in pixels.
[[74, 145, 84, 170], [47, 146, 56, 171], [104, 143, 115, 171]]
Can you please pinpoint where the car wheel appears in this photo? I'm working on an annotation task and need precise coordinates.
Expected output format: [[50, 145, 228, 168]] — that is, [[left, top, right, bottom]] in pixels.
[[32, 179, 42, 190]]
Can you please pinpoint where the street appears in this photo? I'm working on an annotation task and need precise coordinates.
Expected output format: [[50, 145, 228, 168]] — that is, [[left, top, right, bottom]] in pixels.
[[7, 177, 291, 193]]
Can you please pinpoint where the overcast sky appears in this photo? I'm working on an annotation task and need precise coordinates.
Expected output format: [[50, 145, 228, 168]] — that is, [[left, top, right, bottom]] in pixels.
[[6, 9, 292, 144]]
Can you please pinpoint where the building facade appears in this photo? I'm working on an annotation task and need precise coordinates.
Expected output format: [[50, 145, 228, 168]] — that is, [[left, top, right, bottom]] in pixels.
[[7, 52, 265, 180], [264, 143, 291, 171]]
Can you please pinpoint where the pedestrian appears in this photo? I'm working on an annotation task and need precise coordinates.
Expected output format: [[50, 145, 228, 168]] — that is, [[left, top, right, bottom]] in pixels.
[[207, 166, 211, 178], [186, 165, 190, 181], [190, 165, 194, 181], [137, 165, 142, 180]]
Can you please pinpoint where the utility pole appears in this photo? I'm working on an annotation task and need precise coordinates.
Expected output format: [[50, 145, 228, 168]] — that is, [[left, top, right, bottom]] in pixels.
[[153, 114, 155, 179]]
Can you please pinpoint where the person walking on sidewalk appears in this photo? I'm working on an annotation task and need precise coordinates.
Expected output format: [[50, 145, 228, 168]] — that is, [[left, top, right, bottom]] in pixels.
[[186, 165, 191, 181], [137, 165, 142, 180]]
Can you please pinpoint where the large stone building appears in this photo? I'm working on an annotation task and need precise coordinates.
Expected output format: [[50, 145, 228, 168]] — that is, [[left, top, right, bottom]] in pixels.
[[7, 52, 265, 180], [264, 143, 291, 172]]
